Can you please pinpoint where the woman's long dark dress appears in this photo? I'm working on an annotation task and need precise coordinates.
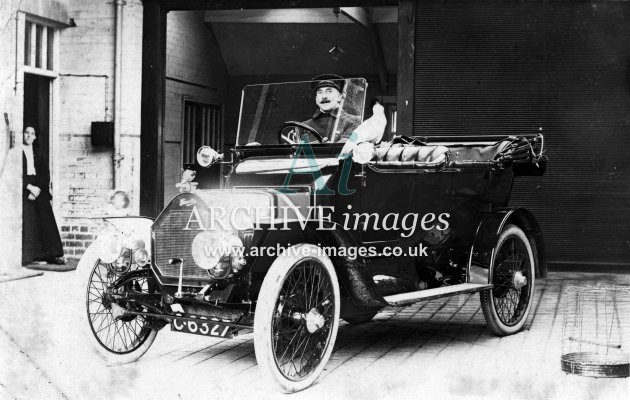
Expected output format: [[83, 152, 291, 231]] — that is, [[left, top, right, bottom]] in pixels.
[[22, 151, 63, 265]]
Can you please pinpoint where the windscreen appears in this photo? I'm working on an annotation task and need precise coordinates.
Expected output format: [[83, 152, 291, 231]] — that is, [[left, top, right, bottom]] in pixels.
[[236, 78, 367, 145]]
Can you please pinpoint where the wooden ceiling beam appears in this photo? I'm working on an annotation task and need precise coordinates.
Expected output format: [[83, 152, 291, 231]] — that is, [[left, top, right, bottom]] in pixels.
[[167, 0, 397, 11], [340, 7, 370, 28], [205, 9, 352, 24], [204, 8, 397, 24]]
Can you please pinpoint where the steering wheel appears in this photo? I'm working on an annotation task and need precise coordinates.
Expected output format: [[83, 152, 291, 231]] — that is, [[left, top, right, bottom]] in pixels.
[[277, 121, 324, 144]]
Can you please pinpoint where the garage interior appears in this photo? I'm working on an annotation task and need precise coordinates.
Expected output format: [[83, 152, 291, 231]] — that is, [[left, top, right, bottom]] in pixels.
[[141, 0, 630, 269]]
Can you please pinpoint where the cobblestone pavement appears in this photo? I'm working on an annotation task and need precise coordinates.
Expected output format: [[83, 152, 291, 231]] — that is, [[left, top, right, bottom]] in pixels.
[[1, 270, 629, 400]]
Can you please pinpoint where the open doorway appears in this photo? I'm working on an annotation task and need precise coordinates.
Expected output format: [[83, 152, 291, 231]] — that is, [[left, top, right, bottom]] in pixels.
[[23, 73, 52, 178], [22, 72, 64, 266]]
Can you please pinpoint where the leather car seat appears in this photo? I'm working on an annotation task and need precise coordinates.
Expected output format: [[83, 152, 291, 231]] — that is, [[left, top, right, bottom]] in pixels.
[[373, 143, 448, 164]]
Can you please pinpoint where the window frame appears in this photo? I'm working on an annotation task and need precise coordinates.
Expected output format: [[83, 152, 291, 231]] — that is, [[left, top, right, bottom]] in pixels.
[[180, 97, 224, 165]]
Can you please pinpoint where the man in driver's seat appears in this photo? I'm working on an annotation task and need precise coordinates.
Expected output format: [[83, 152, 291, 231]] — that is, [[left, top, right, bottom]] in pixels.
[[302, 74, 361, 143]]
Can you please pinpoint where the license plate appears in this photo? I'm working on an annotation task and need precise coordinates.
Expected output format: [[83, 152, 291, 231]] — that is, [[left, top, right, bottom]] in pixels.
[[171, 314, 233, 338]]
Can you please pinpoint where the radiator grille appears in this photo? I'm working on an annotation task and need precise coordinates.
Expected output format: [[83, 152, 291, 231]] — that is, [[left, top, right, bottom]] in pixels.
[[153, 209, 209, 280]]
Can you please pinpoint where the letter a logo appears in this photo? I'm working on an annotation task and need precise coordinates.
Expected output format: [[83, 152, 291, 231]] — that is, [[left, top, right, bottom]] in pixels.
[[280, 135, 335, 195]]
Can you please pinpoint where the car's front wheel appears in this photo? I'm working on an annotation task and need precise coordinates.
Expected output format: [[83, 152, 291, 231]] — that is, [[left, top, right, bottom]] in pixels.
[[480, 224, 536, 335], [254, 244, 340, 393], [77, 245, 158, 364]]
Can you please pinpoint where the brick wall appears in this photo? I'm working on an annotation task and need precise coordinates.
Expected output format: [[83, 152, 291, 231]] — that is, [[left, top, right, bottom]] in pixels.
[[56, 0, 143, 259], [54, 7, 229, 258], [60, 218, 104, 257], [164, 11, 227, 203], [3, 3, 229, 261], [0, 0, 25, 271]]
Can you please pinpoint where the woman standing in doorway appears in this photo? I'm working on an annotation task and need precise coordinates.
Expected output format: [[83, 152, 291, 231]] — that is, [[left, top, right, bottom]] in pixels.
[[22, 126, 64, 266]]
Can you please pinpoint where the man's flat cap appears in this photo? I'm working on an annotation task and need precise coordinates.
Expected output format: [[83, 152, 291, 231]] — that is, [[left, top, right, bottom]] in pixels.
[[311, 74, 345, 92]]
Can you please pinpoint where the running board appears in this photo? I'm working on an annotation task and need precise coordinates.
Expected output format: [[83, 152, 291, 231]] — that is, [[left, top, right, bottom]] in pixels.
[[384, 283, 493, 306]]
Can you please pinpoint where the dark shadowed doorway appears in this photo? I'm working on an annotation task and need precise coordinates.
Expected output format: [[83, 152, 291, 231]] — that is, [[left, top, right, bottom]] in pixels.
[[23, 73, 52, 175]]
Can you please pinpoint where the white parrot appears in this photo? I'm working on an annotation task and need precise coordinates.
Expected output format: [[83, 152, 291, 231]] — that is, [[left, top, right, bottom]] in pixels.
[[339, 101, 387, 159]]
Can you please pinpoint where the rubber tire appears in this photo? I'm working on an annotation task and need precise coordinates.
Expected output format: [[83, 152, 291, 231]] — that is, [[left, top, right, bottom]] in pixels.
[[254, 244, 340, 393], [75, 244, 158, 365], [480, 225, 535, 336]]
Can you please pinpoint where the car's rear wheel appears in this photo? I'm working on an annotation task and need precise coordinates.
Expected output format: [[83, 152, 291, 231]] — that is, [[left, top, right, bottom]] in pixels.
[[254, 244, 340, 393], [78, 246, 158, 364], [480, 224, 536, 335]]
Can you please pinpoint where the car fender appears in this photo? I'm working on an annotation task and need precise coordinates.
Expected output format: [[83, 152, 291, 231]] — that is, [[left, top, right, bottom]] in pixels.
[[468, 208, 546, 284], [102, 217, 154, 254], [324, 228, 388, 307], [248, 223, 387, 308], [76, 217, 154, 278], [76, 242, 99, 274]]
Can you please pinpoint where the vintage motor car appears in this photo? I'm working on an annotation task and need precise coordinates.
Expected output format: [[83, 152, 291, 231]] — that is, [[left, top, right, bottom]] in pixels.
[[77, 77, 547, 392]]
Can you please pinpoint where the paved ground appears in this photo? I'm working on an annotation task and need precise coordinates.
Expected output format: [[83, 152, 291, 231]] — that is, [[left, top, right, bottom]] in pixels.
[[1, 269, 629, 400]]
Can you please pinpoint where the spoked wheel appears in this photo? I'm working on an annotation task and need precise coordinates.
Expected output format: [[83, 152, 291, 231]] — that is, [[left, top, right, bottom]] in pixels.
[[254, 244, 340, 393], [481, 224, 536, 336], [79, 248, 158, 364]]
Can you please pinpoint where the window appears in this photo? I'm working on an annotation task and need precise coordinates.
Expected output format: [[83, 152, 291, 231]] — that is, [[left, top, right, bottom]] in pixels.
[[46, 27, 54, 70], [183, 101, 222, 164], [23, 19, 55, 71], [24, 20, 32, 66]]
